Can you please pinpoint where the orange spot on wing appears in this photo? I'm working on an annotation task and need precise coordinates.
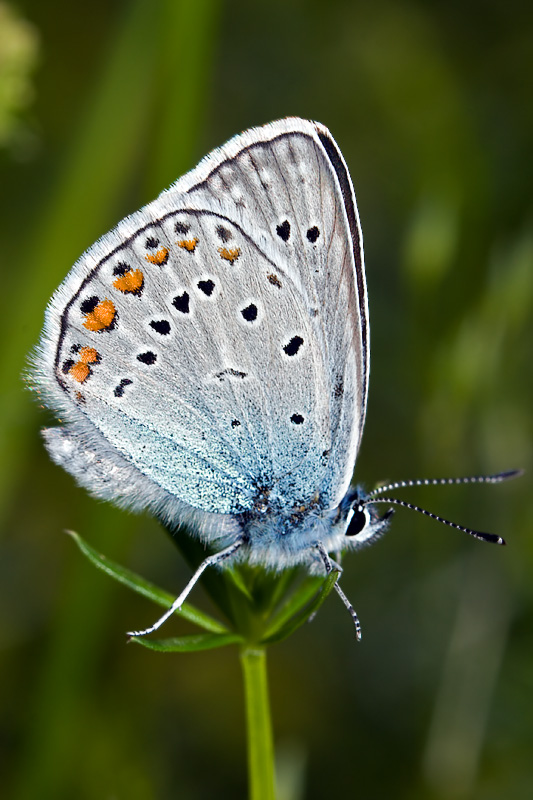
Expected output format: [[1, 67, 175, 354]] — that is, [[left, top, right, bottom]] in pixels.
[[113, 268, 144, 293], [83, 299, 116, 332], [177, 238, 198, 252], [145, 247, 169, 265], [79, 346, 99, 364], [69, 362, 90, 383], [218, 246, 240, 264]]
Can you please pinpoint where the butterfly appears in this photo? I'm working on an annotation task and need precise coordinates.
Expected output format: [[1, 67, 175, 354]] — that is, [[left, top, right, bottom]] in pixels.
[[31, 118, 518, 640]]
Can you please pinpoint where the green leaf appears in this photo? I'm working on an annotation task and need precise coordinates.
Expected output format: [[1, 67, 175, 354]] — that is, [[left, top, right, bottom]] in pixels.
[[223, 564, 255, 601], [261, 571, 340, 644], [67, 530, 228, 634], [265, 566, 301, 611], [129, 632, 243, 652], [264, 574, 325, 633]]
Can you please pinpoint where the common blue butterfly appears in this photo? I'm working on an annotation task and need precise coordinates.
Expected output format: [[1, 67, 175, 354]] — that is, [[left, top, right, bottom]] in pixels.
[[31, 118, 517, 639]]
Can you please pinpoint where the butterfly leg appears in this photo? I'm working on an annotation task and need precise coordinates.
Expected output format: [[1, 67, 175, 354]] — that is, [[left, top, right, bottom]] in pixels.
[[315, 541, 362, 641], [127, 537, 245, 638]]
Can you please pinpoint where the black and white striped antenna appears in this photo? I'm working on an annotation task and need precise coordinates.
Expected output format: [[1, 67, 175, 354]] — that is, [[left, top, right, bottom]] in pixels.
[[363, 469, 522, 545]]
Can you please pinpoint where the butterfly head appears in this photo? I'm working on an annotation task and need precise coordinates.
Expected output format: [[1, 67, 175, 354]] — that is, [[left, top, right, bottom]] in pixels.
[[338, 486, 395, 548]]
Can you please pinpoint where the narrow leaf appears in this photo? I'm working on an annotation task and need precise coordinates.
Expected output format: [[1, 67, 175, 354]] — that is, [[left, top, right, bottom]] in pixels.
[[261, 575, 328, 637], [129, 632, 243, 652], [261, 571, 339, 644], [67, 530, 228, 634], [223, 565, 255, 600], [265, 566, 301, 611]]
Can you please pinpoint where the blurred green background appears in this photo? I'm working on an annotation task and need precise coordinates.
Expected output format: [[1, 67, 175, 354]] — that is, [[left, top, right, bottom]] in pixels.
[[1, 0, 532, 797]]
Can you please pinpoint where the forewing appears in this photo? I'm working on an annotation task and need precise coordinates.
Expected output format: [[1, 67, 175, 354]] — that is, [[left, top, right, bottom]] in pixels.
[[180, 119, 369, 506]]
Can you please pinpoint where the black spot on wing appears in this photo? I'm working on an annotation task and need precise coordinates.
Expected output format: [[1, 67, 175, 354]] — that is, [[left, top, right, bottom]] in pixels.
[[80, 296, 99, 314], [283, 336, 303, 356], [198, 280, 215, 296], [114, 378, 132, 397], [216, 225, 232, 242], [215, 368, 247, 381], [150, 319, 171, 335], [113, 261, 131, 276], [172, 292, 190, 314], [241, 304, 257, 322], [137, 351, 157, 365], [276, 220, 290, 242]]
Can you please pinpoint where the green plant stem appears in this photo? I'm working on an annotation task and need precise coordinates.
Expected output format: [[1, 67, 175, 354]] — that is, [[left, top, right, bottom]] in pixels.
[[240, 646, 276, 800]]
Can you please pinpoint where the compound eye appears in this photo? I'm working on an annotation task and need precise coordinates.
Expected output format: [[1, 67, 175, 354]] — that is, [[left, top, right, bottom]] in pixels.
[[346, 506, 369, 537]]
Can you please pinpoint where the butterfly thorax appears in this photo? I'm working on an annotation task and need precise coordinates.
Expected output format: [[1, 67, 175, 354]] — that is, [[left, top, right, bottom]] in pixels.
[[229, 482, 390, 570], [236, 490, 354, 570]]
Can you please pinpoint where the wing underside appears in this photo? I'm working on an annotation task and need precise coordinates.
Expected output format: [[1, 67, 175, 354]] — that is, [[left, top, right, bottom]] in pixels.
[[40, 119, 368, 515]]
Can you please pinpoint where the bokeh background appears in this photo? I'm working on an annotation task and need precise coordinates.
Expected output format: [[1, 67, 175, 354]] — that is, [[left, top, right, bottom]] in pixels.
[[1, 1, 532, 798]]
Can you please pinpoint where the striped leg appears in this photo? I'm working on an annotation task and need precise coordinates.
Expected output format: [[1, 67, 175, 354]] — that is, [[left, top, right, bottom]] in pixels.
[[127, 538, 244, 638], [315, 541, 362, 641]]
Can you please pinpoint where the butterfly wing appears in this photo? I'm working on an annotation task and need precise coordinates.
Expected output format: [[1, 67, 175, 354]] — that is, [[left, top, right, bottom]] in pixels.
[[179, 119, 369, 508], [34, 119, 368, 521]]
